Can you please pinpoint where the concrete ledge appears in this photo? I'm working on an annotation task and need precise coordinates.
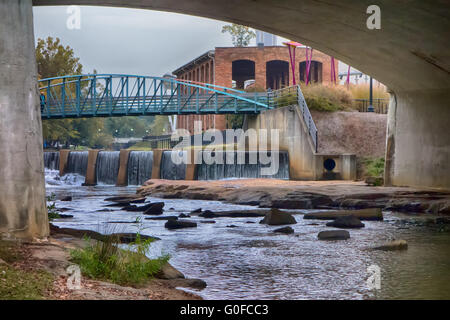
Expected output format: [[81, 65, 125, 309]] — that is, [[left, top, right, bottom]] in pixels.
[[151, 149, 165, 179], [84, 150, 100, 186], [59, 149, 70, 176], [116, 149, 131, 186]]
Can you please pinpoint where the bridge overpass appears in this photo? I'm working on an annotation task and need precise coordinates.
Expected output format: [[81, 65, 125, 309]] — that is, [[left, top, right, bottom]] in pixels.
[[1, 0, 449, 238], [39, 74, 270, 119]]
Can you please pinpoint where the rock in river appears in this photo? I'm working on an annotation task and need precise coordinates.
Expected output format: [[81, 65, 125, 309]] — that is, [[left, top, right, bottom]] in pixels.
[[326, 216, 365, 229], [165, 219, 197, 230], [273, 226, 294, 234], [143, 202, 164, 215], [259, 209, 297, 225], [304, 208, 383, 221], [318, 230, 350, 240], [373, 240, 408, 251]]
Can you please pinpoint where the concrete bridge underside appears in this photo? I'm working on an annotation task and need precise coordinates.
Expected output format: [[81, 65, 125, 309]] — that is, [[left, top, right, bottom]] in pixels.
[[0, 0, 449, 238]]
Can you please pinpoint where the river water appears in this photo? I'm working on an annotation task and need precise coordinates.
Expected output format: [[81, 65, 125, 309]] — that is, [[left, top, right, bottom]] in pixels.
[[46, 170, 450, 300]]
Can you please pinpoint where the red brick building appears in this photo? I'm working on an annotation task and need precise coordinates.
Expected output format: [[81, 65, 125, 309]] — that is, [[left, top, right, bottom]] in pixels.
[[173, 46, 338, 132]]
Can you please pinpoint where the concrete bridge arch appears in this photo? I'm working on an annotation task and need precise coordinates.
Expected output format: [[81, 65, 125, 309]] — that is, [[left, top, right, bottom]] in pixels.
[[1, 0, 449, 238]]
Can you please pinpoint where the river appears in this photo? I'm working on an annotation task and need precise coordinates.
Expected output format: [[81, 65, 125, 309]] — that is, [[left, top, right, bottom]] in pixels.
[[45, 170, 450, 300]]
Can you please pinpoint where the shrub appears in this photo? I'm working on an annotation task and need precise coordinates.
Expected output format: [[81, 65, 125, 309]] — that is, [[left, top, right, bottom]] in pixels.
[[70, 233, 169, 286], [365, 157, 385, 177], [349, 83, 389, 100], [46, 193, 60, 221], [301, 83, 355, 112]]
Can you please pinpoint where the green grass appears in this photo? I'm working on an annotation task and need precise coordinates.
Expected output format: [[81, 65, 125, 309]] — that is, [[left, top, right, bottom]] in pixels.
[[0, 266, 53, 300], [70, 233, 169, 287], [0, 241, 53, 300]]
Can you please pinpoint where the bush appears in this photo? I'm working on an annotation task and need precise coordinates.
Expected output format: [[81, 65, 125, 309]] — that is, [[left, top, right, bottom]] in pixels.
[[301, 83, 355, 112], [46, 193, 60, 221], [349, 83, 389, 100], [365, 157, 385, 177], [272, 83, 356, 112], [70, 233, 169, 286]]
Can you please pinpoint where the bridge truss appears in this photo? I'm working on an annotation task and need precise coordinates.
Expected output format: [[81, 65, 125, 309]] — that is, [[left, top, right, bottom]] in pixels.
[[38, 74, 270, 119]]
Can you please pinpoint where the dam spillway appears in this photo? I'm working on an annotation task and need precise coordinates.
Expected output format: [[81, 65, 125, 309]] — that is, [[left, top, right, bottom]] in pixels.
[[44, 149, 291, 185]]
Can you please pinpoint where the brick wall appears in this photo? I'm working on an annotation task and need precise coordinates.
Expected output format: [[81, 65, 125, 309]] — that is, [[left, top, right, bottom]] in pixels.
[[174, 46, 338, 132]]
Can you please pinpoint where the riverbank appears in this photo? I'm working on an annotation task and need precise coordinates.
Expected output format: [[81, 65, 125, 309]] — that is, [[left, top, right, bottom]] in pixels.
[[137, 179, 450, 215], [0, 226, 202, 300]]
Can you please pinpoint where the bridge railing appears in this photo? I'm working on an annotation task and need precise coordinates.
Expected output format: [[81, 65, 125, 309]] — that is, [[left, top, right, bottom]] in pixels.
[[38, 74, 270, 119], [267, 85, 318, 152]]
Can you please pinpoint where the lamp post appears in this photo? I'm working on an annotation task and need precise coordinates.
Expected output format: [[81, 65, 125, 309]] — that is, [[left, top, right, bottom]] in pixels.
[[368, 76, 374, 112]]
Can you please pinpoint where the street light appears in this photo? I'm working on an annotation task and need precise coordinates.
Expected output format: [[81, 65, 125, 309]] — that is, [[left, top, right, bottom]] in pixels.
[[368, 76, 374, 112]]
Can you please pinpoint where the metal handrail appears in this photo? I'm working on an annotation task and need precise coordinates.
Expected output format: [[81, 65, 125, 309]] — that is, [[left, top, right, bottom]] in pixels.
[[267, 85, 318, 152]]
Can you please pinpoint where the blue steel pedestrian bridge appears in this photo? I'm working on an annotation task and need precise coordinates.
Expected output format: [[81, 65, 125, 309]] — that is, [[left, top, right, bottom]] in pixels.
[[38, 74, 271, 119]]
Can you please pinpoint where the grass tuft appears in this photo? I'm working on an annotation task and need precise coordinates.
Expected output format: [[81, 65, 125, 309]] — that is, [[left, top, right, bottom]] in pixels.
[[70, 233, 169, 287]]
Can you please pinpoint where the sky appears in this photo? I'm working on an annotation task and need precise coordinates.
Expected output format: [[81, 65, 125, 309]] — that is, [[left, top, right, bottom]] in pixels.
[[33, 6, 264, 76], [32, 5, 361, 81]]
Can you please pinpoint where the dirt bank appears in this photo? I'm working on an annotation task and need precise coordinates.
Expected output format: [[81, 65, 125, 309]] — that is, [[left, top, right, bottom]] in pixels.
[[312, 111, 387, 157], [0, 227, 202, 300], [137, 179, 450, 214]]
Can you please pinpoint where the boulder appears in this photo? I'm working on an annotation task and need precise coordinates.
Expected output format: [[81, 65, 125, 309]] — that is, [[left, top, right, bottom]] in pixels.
[[199, 209, 268, 218], [304, 208, 383, 221], [145, 216, 178, 221], [262, 193, 333, 209], [164, 219, 197, 230], [200, 220, 216, 224], [57, 214, 74, 219], [318, 230, 350, 240], [143, 202, 164, 215], [179, 213, 191, 218], [122, 202, 154, 212], [373, 240, 408, 251], [326, 216, 365, 229], [190, 208, 202, 214], [259, 209, 297, 225], [156, 262, 185, 279], [226, 224, 238, 228], [60, 196, 72, 201], [273, 226, 294, 234]]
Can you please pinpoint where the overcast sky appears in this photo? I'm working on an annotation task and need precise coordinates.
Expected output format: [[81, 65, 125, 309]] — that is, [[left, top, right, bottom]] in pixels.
[[33, 6, 262, 76], [33, 5, 355, 79]]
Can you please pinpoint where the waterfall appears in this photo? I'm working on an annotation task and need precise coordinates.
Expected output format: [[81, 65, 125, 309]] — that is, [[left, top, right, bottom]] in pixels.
[[44, 152, 59, 170], [160, 150, 187, 180], [127, 151, 153, 185], [66, 151, 88, 176], [96, 151, 120, 185], [196, 151, 290, 180]]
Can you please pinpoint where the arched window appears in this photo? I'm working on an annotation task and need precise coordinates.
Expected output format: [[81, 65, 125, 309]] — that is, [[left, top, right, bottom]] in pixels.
[[266, 60, 289, 90], [232, 60, 255, 89], [299, 61, 323, 83]]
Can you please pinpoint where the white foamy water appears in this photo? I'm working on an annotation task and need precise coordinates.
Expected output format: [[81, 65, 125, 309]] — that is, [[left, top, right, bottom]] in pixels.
[[45, 169, 85, 187]]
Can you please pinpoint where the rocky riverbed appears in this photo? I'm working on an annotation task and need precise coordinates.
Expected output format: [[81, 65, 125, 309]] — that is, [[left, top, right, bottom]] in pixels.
[[46, 177, 450, 300], [138, 179, 450, 214]]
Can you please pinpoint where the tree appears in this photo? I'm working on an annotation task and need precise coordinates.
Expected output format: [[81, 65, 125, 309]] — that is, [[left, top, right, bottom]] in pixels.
[[221, 24, 256, 47], [36, 37, 83, 78]]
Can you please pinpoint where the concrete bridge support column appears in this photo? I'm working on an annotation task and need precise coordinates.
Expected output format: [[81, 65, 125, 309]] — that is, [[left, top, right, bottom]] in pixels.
[[385, 90, 450, 190], [0, 0, 48, 239]]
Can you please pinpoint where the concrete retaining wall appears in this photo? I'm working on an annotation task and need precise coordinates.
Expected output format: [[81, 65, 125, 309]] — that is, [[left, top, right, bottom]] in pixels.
[[248, 105, 357, 180]]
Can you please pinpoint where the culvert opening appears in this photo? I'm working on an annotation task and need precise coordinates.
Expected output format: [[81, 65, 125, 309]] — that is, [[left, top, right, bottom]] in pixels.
[[323, 158, 336, 171]]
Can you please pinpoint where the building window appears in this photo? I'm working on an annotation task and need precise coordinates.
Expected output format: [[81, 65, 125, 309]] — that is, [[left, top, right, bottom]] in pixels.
[[299, 61, 323, 83], [232, 59, 255, 89], [266, 60, 289, 90]]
